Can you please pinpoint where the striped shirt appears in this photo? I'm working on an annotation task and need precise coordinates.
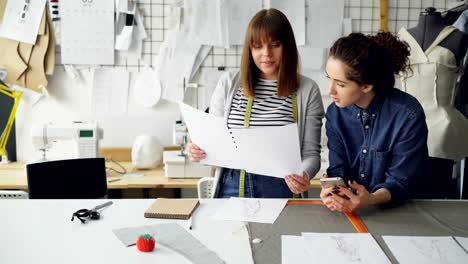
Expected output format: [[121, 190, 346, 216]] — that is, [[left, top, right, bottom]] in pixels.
[[227, 79, 294, 129]]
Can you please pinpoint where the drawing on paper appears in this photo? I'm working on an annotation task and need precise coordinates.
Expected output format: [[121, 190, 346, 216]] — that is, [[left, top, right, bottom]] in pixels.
[[411, 238, 448, 261], [241, 199, 261, 218], [331, 235, 362, 262]]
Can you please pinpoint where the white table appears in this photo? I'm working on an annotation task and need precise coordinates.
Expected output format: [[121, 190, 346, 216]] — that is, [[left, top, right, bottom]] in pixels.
[[0, 199, 253, 264]]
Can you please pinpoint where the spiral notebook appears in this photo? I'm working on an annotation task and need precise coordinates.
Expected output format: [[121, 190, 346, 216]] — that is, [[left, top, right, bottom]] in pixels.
[[144, 198, 200, 220]]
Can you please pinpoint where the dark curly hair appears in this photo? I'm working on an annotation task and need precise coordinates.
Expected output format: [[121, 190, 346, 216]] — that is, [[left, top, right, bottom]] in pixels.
[[329, 32, 411, 92]]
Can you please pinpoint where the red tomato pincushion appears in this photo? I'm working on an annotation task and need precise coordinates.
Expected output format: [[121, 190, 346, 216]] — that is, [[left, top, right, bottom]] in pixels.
[[136, 234, 155, 252]]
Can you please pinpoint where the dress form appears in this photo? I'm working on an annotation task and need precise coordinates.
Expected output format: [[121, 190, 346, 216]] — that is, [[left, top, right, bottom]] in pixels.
[[401, 7, 468, 198], [407, 7, 468, 65]]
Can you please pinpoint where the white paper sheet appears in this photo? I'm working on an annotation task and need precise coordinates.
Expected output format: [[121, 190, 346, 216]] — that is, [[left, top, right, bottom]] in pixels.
[[187, 0, 225, 47], [61, 0, 114, 65], [0, 0, 47, 44], [268, 0, 305, 46], [153, 30, 205, 102], [282, 235, 313, 264], [383, 236, 468, 264], [232, 124, 303, 177], [302, 233, 390, 263], [307, 0, 345, 48], [221, 0, 262, 46], [92, 68, 130, 116], [212, 198, 288, 224], [189, 45, 212, 81], [133, 68, 162, 108], [455, 236, 468, 251], [119, 8, 147, 60], [179, 102, 303, 178]]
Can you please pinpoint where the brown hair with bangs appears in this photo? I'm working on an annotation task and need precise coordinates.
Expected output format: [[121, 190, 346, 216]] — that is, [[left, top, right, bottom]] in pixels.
[[240, 8, 300, 97]]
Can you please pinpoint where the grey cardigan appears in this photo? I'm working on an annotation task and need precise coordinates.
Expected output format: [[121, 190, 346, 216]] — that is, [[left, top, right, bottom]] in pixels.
[[209, 71, 325, 197]]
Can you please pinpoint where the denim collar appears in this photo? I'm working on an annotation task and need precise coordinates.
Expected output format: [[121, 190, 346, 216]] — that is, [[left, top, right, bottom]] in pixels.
[[349, 90, 387, 120]]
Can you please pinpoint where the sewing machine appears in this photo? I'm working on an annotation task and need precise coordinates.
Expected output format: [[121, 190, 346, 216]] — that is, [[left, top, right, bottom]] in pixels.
[[30, 121, 103, 162], [163, 120, 212, 178]]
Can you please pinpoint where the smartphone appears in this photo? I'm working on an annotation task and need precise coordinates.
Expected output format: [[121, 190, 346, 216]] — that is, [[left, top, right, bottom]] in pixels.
[[320, 177, 346, 189]]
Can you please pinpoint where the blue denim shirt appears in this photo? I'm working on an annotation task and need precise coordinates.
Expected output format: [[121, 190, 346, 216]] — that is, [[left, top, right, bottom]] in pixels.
[[326, 88, 429, 205]]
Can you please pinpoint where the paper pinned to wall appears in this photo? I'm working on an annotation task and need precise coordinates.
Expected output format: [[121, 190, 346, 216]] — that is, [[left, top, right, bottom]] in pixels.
[[383, 236, 468, 264], [307, 0, 345, 48], [187, 0, 225, 47], [118, 8, 147, 60], [0, 0, 47, 44], [61, 0, 114, 65], [92, 68, 129, 116], [302, 233, 390, 263], [133, 68, 162, 108], [153, 30, 207, 102], [212, 198, 288, 224], [221, 0, 262, 46], [267, 0, 306, 46]]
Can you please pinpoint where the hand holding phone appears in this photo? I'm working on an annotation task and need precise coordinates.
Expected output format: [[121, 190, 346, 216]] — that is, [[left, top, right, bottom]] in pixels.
[[320, 177, 346, 189]]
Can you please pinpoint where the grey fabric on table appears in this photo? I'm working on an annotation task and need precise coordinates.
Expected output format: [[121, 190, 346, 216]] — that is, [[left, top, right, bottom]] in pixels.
[[358, 200, 468, 263], [113, 223, 224, 264], [248, 201, 468, 264], [248, 204, 357, 264]]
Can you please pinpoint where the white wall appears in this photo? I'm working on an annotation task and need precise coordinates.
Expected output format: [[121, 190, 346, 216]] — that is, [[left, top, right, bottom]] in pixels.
[[15, 67, 181, 161]]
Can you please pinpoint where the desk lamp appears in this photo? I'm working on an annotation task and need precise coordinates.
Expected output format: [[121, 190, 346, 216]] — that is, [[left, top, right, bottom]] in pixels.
[[0, 80, 22, 163]]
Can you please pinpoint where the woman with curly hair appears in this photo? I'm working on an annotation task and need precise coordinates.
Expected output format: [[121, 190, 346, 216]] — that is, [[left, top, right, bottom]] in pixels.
[[321, 32, 432, 211]]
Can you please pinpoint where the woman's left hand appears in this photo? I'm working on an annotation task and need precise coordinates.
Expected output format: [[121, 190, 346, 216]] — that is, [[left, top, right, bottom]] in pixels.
[[285, 172, 310, 194]]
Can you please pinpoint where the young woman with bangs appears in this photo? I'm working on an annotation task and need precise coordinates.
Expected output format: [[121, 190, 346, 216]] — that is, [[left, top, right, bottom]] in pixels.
[[186, 8, 324, 198]]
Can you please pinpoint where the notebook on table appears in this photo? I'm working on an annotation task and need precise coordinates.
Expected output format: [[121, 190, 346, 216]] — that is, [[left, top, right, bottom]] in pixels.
[[144, 198, 200, 219]]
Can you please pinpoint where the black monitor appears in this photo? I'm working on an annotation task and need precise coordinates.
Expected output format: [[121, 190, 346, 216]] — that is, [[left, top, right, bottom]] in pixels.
[[26, 158, 107, 199]]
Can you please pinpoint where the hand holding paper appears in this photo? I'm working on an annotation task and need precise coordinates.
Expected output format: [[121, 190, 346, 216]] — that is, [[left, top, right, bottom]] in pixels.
[[179, 102, 302, 178]]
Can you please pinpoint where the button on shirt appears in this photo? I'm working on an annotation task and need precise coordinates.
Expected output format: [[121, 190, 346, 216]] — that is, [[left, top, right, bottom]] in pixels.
[[326, 88, 429, 205]]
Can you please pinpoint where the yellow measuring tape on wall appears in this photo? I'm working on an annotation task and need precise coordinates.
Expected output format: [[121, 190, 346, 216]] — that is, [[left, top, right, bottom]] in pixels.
[[0, 81, 22, 161], [239, 93, 300, 198]]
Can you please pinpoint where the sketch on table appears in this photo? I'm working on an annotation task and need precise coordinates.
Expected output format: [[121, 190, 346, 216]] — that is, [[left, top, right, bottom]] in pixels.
[[331, 235, 362, 262], [383, 236, 468, 264], [212, 198, 288, 224], [410, 238, 448, 262], [241, 199, 261, 218]]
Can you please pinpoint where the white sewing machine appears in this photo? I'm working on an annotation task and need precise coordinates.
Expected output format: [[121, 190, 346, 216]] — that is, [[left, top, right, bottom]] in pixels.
[[30, 121, 103, 162], [163, 120, 212, 178]]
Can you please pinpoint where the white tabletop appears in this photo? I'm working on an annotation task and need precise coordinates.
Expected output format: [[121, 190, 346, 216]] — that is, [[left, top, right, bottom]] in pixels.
[[0, 199, 254, 264]]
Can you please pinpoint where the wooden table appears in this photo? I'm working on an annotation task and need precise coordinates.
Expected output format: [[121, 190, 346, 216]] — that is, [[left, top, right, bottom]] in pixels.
[[0, 162, 322, 194], [0, 162, 199, 190]]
